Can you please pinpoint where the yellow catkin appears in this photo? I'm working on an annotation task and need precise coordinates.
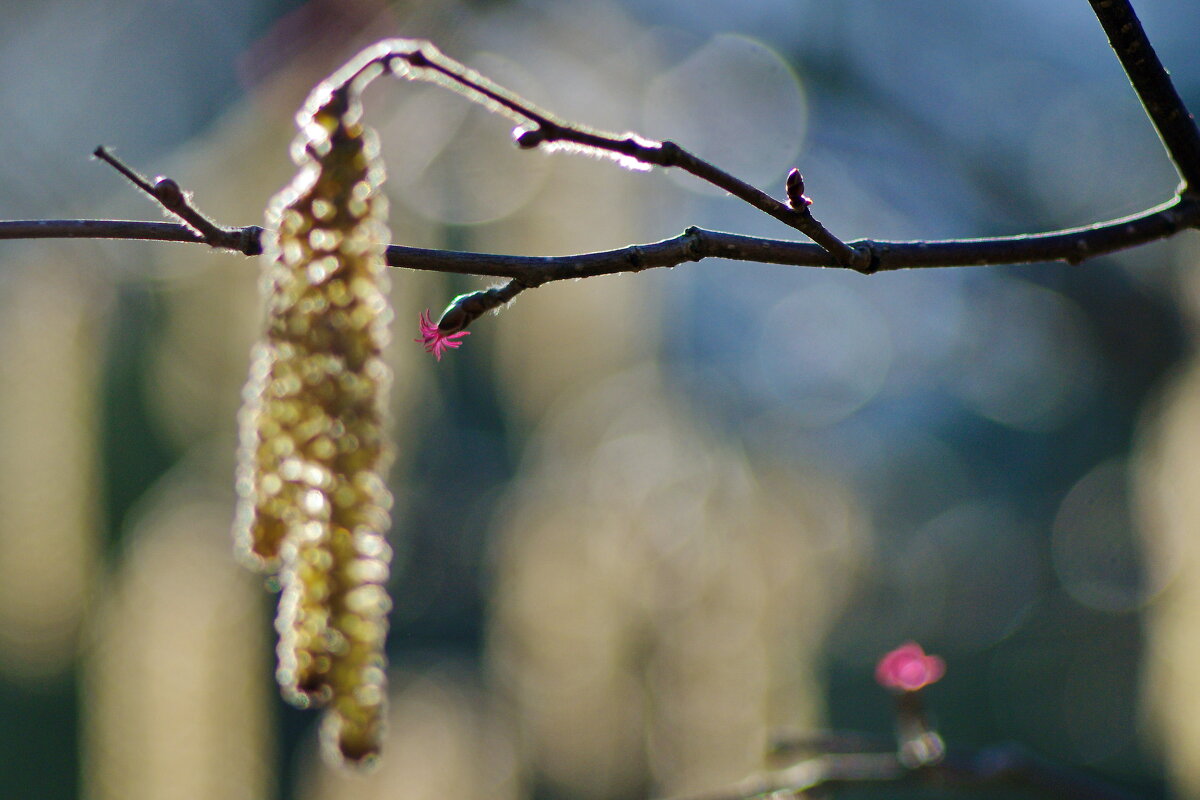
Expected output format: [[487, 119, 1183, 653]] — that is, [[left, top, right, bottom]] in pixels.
[[235, 55, 395, 765]]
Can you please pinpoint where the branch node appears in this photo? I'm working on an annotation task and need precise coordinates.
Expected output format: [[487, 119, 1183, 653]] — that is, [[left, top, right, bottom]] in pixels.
[[153, 177, 184, 207], [1065, 239, 1091, 266], [405, 48, 432, 69], [514, 127, 545, 149], [857, 244, 881, 275], [240, 225, 265, 256], [657, 140, 682, 166], [682, 225, 707, 261]]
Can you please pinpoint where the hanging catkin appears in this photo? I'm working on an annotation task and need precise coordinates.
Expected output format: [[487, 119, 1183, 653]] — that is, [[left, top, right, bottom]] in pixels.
[[234, 55, 394, 765]]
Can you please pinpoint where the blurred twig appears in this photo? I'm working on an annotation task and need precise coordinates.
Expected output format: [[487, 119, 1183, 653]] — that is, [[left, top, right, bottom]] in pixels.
[[661, 743, 1142, 800], [677, 648, 1141, 800], [768, 729, 893, 762]]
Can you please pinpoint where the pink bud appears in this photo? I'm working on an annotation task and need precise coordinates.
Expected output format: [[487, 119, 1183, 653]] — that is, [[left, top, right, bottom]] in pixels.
[[875, 642, 945, 692]]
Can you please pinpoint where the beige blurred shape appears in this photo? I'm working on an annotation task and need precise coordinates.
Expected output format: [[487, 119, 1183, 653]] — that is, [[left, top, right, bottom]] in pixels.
[[489, 367, 866, 798], [484, 114, 667, 421], [642, 33, 807, 195], [463, 11, 865, 794], [83, 475, 272, 800], [1137, 290, 1200, 799], [950, 278, 1098, 433], [0, 260, 110, 681], [382, 52, 551, 227], [298, 670, 521, 800]]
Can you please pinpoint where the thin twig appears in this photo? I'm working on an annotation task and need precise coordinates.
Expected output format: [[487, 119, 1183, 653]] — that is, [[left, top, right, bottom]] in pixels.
[[376, 40, 864, 267], [767, 729, 894, 762], [1088, 0, 1200, 193], [0, 218, 263, 256], [92, 146, 263, 255]]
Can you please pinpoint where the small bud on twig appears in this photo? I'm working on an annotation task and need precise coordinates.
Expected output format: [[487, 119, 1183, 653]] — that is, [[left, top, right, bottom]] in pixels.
[[153, 177, 184, 206], [786, 168, 812, 209], [514, 127, 546, 149]]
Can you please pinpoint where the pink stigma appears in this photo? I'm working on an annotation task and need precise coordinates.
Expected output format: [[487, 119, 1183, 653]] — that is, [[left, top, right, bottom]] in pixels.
[[416, 310, 469, 361]]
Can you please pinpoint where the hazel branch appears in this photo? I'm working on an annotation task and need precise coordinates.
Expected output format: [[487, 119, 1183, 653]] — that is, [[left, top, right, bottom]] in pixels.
[[386, 195, 1200, 278]]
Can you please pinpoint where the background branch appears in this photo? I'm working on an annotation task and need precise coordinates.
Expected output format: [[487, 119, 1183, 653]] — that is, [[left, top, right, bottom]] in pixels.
[[664, 744, 1140, 800]]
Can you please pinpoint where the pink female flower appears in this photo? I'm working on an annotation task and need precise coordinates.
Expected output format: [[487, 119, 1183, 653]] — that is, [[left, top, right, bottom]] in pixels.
[[875, 642, 946, 692], [416, 310, 469, 360]]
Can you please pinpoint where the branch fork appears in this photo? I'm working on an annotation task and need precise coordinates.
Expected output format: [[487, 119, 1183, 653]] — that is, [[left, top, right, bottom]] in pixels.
[[92, 145, 262, 256]]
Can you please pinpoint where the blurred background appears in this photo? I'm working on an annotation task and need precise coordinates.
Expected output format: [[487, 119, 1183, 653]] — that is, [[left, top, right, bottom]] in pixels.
[[0, 1, 1197, 798]]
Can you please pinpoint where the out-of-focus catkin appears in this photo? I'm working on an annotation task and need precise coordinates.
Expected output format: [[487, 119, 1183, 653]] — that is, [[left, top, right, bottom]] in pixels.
[[235, 58, 394, 766]]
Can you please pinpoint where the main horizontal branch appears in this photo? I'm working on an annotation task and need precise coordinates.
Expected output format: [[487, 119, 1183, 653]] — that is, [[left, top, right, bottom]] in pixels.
[[2, 193, 1195, 283], [386, 195, 1199, 281], [0, 218, 264, 255]]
